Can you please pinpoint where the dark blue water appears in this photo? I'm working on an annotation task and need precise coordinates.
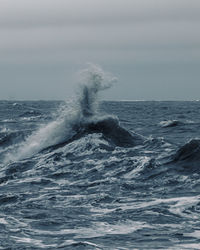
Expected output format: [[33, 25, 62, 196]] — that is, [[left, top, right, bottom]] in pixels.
[[1, 98, 200, 249]]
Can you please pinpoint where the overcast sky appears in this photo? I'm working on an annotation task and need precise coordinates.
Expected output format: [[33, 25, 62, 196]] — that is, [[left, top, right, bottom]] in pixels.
[[0, 0, 200, 100]]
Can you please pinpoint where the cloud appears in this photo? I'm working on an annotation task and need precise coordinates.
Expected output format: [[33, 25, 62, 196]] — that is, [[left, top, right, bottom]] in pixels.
[[0, 0, 200, 29], [0, 0, 200, 100]]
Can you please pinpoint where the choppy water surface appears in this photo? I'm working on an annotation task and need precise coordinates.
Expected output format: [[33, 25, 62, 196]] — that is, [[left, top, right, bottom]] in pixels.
[[1, 69, 200, 249]]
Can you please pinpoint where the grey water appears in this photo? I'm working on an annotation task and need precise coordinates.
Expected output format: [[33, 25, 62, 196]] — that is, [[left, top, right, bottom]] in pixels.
[[0, 68, 200, 249], [1, 100, 200, 249]]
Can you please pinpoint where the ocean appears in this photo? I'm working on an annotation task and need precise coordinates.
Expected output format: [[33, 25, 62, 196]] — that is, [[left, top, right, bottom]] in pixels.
[[1, 68, 200, 249]]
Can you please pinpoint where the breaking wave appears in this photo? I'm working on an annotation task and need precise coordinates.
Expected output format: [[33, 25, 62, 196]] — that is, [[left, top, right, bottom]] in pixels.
[[4, 64, 138, 163]]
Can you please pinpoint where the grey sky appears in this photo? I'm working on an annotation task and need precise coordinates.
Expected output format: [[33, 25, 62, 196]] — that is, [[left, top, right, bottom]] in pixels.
[[0, 0, 200, 100]]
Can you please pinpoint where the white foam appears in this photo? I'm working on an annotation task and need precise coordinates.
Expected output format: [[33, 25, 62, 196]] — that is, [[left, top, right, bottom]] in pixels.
[[33, 220, 152, 239], [0, 217, 8, 225], [123, 156, 151, 179], [169, 195, 200, 218], [11, 236, 58, 248]]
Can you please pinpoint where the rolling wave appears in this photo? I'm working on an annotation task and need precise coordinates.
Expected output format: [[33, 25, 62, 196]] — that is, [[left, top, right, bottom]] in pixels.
[[173, 139, 200, 162]]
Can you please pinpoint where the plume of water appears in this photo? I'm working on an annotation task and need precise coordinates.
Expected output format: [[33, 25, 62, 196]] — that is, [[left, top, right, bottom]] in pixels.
[[78, 63, 117, 118], [4, 64, 117, 162]]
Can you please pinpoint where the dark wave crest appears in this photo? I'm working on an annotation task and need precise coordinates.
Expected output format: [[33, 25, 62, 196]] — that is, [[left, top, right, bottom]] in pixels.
[[83, 115, 139, 147], [166, 139, 200, 173], [42, 115, 140, 153], [173, 139, 200, 163]]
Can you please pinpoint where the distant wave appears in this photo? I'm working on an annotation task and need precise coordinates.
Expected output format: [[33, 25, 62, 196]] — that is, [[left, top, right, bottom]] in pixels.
[[19, 110, 42, 117], [159, 120, 183, 128], [159, 119, 195, 128]]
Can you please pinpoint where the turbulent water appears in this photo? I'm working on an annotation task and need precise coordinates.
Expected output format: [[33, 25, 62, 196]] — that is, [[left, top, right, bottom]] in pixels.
[[1, 68, 200, 249]]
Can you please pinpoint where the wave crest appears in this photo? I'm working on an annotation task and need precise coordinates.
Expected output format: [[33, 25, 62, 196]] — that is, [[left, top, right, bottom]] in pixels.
[[4, 64, 136, 163], [173, 139, 200, 162]]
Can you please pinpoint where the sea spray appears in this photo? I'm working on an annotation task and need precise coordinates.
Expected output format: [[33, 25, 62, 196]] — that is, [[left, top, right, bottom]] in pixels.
[[78, 63, 117, 118], [4, 64, 117, 162]]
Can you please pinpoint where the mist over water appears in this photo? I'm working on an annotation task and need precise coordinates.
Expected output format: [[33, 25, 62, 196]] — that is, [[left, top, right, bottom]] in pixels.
[[0, 65, 200, 249]]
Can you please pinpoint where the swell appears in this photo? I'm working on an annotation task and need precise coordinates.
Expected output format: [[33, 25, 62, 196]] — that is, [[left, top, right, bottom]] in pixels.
[[41, 115, 139, 153], [163, 139, 200, 174], [82, 115, 138, 147], [172, 139, 200, 163]]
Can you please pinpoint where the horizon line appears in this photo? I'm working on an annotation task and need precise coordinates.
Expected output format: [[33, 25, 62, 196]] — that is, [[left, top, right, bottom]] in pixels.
[[0, 99, 200, 102]]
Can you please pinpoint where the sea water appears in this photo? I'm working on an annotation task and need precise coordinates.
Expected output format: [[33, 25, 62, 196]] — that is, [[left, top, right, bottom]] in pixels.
[[0, 65, 200, 249]]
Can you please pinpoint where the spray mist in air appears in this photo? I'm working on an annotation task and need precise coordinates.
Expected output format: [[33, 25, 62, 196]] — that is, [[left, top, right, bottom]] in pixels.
[[78, 63, 117, 118]]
